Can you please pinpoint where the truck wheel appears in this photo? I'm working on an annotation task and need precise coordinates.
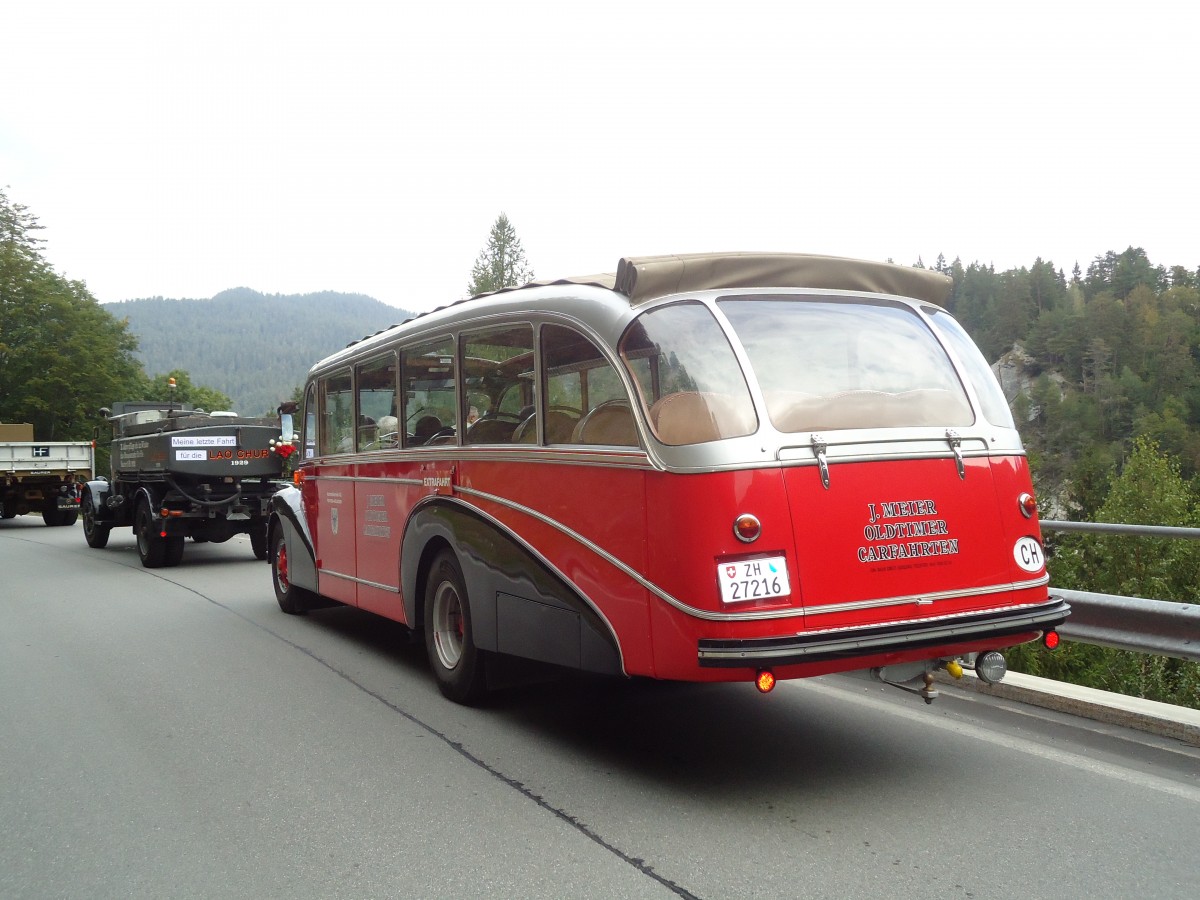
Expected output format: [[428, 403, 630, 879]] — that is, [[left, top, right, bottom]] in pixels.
[[42, 508, 63, 526], [60, 510, 78, 527], [163, 536, 185, 567], [1, 508, 15, 520], [423, 550, 487, 704], [250, 524, 268, 561], [135, 497, 168, 568], [82, 496, 110, 549], [272, 529, 313, 615]]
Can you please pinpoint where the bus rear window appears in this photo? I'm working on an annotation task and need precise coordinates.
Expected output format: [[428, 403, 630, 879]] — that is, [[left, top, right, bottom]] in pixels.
[[621, 302, 757, 446], [718, 297, 974, 433]]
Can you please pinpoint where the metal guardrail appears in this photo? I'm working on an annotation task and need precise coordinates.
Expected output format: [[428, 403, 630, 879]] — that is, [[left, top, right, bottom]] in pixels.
[[1040, 520, 1200, 662], [1041, 520, 1200, 541], [1050, 589, 1199, 662]]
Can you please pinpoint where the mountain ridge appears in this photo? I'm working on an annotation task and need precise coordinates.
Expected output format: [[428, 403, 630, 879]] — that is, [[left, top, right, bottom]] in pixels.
[[105, 289, 414, 415]]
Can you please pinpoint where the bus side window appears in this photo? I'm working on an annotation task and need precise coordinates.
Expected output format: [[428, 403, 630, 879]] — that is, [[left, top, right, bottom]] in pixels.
[[401, 338, 458, 447], [462, 325, 533, 445], [319, 369, 354, 456], [621, 302, 757, 446], [541, 324, 637, 447], [356, 352, 398, 451]]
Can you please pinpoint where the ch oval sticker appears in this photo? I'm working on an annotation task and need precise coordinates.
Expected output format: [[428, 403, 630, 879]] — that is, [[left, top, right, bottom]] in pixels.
[[1013, 537, 1045, 573]]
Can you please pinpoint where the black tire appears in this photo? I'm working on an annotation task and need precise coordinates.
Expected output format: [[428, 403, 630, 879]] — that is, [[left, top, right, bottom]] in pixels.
[[272, 528, 313, 615], [134, 497, 168, 568], [61, 510, 78, 526], [42, 508, 62, 527], [82, 495, 110, 548], [423, 550, 487, 704], [1, 505, 16, 520], [250, 523, 268, 561], [163, 535, 185, 567]]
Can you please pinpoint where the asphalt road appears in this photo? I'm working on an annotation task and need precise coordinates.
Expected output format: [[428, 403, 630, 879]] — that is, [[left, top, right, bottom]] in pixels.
[[2, 517, 1198, 899]]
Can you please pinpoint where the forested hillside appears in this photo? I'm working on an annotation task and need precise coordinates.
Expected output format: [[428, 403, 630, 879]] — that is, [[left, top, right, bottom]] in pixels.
[[932, 248, 1200, 517], [105, 289, 412, 415]]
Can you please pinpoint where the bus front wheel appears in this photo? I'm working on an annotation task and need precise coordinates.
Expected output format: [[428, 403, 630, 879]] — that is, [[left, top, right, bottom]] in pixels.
[[272, 529, 314, 615], [423, 550, 487, 704]]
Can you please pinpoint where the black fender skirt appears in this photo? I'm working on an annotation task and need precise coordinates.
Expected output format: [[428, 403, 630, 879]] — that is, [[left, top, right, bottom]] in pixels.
[[402, 498, 623, 677], [269, 486, 318, 592]]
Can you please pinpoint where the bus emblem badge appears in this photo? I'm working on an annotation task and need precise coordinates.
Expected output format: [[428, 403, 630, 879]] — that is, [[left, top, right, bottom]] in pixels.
[[331, 508, 339, 535]]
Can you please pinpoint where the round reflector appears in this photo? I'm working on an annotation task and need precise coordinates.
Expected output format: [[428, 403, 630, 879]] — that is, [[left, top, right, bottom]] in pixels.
[[734, 514, 761, 543], [1018, 493, 1038, 518], [1043, 630, 1061, 650], [975, 651, 1008, 685], [755, 669, 776, 693]]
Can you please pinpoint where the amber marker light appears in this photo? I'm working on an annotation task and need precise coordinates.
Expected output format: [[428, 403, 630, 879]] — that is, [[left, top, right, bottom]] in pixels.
[[1018, 493, 1038, 518], [734, 513, 762, 543], [1043, 630, 1061, 650], [755, 669, 776, 693]]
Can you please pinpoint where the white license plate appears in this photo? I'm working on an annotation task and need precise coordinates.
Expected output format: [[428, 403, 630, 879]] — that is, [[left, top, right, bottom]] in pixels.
[[717, 556, 791, 604]]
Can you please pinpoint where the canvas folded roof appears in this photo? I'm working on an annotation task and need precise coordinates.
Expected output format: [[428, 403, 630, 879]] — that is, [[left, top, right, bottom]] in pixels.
[[612, 253, 954, 306], [476, 252, 953, 307]]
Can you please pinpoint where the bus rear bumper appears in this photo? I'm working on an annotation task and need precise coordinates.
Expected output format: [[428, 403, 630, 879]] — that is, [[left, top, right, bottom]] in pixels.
[[697, 597, 1070, 668]]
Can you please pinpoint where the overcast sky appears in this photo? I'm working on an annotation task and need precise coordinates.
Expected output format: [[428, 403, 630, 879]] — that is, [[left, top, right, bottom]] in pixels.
[[2, 1, 1196, 312]]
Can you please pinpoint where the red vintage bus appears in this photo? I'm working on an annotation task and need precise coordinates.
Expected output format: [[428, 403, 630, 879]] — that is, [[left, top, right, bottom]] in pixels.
[[268, 253, 1067, 704]]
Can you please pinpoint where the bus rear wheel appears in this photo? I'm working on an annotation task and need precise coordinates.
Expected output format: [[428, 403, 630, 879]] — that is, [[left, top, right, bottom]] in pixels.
[[423, 550, 487, 704]]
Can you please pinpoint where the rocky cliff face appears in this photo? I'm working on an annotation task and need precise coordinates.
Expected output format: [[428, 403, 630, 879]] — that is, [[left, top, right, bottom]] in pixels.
[[991, 343, 1073, 518], [992, 343, 1065, 422]]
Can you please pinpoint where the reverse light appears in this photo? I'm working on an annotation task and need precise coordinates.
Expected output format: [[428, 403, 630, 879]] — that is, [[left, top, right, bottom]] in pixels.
[[975, 651, 1008, 685], [1018, 492, 1038, 518], [755, 669, 776, 693], [1043, 630, 1061, 650], [733, 513, 762, 543]]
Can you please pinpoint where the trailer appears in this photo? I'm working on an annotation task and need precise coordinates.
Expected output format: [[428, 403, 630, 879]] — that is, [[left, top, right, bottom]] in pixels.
[[81, 402, 293, 567], [1, 423, 94, 526]]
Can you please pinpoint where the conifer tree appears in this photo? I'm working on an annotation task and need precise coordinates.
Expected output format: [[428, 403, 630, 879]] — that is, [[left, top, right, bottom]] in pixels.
[[466, 213, 534, 295]]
